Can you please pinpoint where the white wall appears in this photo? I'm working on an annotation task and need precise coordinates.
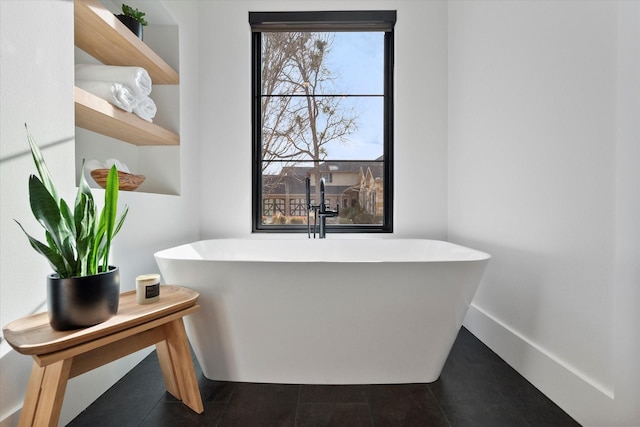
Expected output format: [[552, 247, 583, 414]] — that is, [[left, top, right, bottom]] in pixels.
[[448, 1, 640, 425], [1, 2, 75, 424], [198, 0, 449, 239], [0, 1, 201, 425]]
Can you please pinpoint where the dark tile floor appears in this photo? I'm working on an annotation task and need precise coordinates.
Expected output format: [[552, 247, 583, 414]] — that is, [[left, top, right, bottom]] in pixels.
[[68, 327, 580, 426]]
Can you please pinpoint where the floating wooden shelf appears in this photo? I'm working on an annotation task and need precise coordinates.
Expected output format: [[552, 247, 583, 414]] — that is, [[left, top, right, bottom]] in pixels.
[[74, 0, 178, 84], [74, 0, 180, 192], [75, 86, 179, 146]]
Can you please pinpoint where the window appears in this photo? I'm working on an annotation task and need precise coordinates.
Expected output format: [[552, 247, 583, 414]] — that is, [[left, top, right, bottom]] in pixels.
[[263, 198, 285, 216], [251, 11, 396, 233]]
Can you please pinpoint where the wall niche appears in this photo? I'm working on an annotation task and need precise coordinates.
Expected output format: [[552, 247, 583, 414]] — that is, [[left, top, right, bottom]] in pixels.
[[74, 0, 180, 195]]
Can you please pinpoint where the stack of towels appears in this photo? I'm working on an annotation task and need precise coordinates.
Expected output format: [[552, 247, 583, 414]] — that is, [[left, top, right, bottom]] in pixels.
[[75, 64, 157, 122]]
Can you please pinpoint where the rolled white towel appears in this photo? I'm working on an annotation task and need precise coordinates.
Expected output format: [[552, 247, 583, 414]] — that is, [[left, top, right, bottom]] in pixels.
[[75, 64, 152, 97], [75, 80, 137, 113], [133, 96, 157, 122]]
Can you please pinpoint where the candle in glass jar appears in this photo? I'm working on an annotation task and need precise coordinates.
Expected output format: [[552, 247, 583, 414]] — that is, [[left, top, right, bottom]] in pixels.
[[136, 274, 160, 304]]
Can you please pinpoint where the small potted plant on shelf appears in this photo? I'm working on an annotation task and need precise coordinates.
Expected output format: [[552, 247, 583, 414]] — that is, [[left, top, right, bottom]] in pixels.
[[15, 125, 129, 330], [116, 4, 148, 40]]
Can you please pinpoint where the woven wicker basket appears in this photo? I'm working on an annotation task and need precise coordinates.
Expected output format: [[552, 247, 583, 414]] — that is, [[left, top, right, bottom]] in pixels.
[[90, 169, 145, 191]]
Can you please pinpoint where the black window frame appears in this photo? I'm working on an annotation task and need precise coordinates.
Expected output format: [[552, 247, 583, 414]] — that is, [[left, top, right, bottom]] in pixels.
[[250, 10, 396, 233]]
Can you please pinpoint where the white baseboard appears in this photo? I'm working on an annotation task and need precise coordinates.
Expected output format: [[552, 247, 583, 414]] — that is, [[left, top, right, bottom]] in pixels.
[[463, 303, 615, 427]]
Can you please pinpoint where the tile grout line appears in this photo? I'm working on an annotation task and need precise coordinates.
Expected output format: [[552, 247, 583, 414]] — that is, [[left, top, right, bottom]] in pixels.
[[426, 384, 453, 427], [214, 381, 238, 427], [365, 385, 374, 427], [137, 392, 165, 427], [465, 348, 533, 427], [293, 384, 302, 426], [491, 380, 535, 427]]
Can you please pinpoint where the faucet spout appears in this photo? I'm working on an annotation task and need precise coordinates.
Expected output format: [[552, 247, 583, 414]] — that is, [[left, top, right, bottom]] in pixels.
[[306, 177, 338, 239], [319, 178, 327, 238], [317, 177, 339, 238], [320, 178, 326, 212]]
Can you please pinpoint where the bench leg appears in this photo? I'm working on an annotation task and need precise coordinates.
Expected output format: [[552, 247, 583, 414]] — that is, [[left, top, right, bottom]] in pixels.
[[20, 358, 72, 427], [156, 318, 204, 414]]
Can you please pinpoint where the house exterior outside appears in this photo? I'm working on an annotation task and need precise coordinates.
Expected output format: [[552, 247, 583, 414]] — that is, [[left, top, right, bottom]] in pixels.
[[262, 159, 384, 225]]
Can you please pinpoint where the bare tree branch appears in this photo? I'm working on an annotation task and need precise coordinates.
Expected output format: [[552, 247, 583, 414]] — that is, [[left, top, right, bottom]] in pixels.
[[260, 32, 358, 195]]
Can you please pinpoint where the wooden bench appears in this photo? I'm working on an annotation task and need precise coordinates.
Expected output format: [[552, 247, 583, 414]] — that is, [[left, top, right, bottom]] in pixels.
[[3, 285, 204, 427]]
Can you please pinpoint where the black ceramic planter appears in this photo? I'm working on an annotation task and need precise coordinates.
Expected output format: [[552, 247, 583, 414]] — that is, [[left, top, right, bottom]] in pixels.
[[116, 14, 143, 40], [47, 266, 120, 331]]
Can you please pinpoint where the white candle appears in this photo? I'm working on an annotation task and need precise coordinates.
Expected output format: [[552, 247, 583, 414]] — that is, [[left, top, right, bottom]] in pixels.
[[136, 274, 160, 304]]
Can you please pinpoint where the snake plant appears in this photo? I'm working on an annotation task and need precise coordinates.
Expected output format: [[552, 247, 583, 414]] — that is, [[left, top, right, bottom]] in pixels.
[[15, 126, 128, 278]]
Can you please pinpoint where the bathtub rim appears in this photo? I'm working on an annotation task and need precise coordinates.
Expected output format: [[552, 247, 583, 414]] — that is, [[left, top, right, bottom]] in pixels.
[[154, 237, 491, 264]]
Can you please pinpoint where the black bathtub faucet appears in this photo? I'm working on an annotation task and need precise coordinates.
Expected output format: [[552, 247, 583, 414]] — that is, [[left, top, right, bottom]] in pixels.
[[306, 177, 339, 239]]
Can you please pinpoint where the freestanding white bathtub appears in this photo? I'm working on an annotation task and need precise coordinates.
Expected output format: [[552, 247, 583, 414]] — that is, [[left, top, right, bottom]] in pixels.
[[154, 238, 490, 384]]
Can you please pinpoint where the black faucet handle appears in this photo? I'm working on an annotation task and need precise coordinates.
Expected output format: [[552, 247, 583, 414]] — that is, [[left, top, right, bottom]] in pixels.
[[320, 204, 339, 217]]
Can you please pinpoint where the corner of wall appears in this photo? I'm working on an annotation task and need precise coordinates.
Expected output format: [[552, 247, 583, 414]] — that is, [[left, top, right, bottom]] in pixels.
[[464, 304, 615, 426]]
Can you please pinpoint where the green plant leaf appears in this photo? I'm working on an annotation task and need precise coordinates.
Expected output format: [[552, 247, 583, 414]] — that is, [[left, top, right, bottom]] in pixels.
[[74, 192, 94, 276], [92, 219, 107, 274], [29, 176, 65, 249], [98, 166, 119, 271], [15, 220, 70, 277], [44, 230, 74, 275], [74, 161, 97, 275], [59, 199, 76, 244], [25, 124, 59, 203], [28, 176, 77, 275], [113, 206, 129, 237], [75, 194, 94, 242], [75, 161, 95, 227], [76, 233, 93, 276]]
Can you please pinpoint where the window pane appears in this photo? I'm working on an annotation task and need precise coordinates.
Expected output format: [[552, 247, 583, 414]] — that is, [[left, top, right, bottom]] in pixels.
[[262, 161, 312, 226], [321, 96, 383, 161], [262, 95, 383, 162], [262, 32, 384, 96], [261, 161, 383, 226], [327, 32, 384, 95]]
